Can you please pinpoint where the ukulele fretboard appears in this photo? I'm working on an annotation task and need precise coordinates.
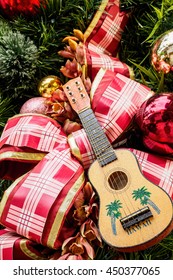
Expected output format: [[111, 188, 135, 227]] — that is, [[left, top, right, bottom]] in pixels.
[[79, 108, 117, 166]]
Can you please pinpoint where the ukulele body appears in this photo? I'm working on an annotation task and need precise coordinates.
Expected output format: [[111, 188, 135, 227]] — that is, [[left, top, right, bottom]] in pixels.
[[88, 148, 173, 252]]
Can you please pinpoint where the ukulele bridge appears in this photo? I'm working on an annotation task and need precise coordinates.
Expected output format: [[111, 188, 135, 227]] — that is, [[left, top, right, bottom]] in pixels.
[[120, 206, 153, 230]]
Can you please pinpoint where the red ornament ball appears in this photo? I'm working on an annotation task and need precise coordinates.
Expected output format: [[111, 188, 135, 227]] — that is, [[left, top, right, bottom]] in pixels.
[[0, 0, 44, 16], [20, 97, 49, 115], [136, 93, 173, 155]]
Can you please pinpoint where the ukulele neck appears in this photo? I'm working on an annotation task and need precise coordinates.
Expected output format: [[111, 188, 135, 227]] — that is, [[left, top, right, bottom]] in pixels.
[[78, 108, 117, 167]]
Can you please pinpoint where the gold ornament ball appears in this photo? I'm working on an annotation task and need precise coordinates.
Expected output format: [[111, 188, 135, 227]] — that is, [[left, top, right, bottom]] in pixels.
[[151, 29, 173, 74], [38, 75, 62, 97]]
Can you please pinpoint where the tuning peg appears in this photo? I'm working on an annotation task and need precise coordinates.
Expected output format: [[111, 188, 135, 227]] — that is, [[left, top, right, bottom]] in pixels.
[[75, 80, 80, 86], [72, 98, 76, 103], [78, 87, 83, 92]]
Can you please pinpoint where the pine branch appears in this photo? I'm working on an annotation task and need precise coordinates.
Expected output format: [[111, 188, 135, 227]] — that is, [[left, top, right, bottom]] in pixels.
[[0, 17, 11, 36], [0, 97, 16, 131], [12, 0, 101, 45], [0, 24, 39, 98], [0, 0, 101, 92], [120, 0, 153, 10], [95, 242, 121, 260], [42, 0, 101, 31], [123, 232, 173, 260], [120, 0, 173, 92], [0, 180, 12, 202], [0, 179, 13, 230]]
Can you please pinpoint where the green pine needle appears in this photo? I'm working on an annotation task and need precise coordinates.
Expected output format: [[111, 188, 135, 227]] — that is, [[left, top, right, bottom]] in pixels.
[[0, 26, 39, 97], [0, 97, 16, 130], [0, 180, 12, 202], [0, 18, 11, 36], [120, 0, 173, 92], [120, 0, 152, 10], [0, 0, 101, 96]]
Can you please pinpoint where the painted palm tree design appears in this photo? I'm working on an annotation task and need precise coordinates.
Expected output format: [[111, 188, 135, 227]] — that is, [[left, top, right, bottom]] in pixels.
[[106, 200, 122, 235], [132, 186, 160, 214]]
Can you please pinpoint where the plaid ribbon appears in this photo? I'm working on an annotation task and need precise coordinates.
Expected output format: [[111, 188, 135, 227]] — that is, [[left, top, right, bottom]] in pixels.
[[0, 114, 68, 152], [0, 148, 85, 249], [85, 0, 129, 56], [0, 229, 47, 260], [68, 129, 95, 169], [92, 70, 153, 143], [84, 0, 131, 81], [0, 229, 21, 260], [0, 146, 46, 180], [0, 114, 69, 180], [130, 148, 173, 200], [86, 47, 130, 81], [69, 68, 153, 169]]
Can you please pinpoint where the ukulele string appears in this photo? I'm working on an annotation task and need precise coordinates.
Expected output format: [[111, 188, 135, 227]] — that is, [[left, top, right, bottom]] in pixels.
[[91, 120, 137, 216], [110, 147, 156, 240], [90, 124, 153, 245], [94, 124, 153, 242], [78, 107, 138, 219], [96, 133, 161, 246], [86, 127, 134, 218], [96, 147, 133, 217], [103, 120, 147, 215], [106, 127, 158, 239]]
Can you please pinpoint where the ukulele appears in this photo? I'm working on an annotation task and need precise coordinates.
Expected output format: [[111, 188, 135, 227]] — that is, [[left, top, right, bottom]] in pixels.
[[63, 77, 173, 252]]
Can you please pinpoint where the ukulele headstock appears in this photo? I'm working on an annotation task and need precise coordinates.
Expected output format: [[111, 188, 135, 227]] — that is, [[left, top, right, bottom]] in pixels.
[[63, 77, 91, 114]]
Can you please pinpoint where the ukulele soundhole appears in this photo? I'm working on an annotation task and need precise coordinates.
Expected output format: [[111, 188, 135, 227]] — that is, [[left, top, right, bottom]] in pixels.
[[108, 171, 128, 190]]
